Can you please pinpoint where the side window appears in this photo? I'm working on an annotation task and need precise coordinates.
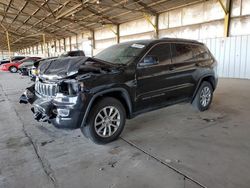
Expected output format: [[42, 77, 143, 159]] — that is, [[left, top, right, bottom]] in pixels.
[[171, 43, 194, 63], [24, 60, 34, 63], [192, 45, 211, 60], [146, 43, 171, 65], [16, 57, 25, 60]]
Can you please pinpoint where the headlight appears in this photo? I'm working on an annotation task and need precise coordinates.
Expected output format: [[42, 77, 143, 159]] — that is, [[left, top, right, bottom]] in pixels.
[[57, 109, 70, 117], [58, 80, 80, 95], [24, 88, 34, 99]]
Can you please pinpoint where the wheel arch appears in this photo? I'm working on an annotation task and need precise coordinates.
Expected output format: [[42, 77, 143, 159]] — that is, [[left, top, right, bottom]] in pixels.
[[80, 88, 133, 128], [192, 75, 216, 102]]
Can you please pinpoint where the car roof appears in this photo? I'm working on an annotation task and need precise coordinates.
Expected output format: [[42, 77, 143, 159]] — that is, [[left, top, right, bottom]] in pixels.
[[67, 50, 84, 52], [116, 38, 203, 46], [158, 37, 203, 44]]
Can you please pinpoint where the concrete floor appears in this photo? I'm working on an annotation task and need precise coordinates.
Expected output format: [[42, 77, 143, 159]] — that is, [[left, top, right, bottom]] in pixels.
[[0, 72, 250, 188]]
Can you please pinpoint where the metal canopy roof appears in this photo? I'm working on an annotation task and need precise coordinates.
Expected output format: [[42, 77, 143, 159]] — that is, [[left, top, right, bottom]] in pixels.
[[0, 0, 203, 51]]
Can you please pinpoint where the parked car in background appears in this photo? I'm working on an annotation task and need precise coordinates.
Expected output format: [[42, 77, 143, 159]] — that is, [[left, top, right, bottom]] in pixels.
[[18, 57, 42, 75], [0, 56, 26, 65], [0, 57, 41, 73], [20, 38, 218, 144], [60, 50, 85, 57], [29, 57, 57, 80]]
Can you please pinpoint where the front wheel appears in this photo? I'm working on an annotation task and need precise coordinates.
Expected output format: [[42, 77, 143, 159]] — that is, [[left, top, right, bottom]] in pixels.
[[192, 81, 213, 111], [81, 97, 126, 144], [9, 66, 18, 73]]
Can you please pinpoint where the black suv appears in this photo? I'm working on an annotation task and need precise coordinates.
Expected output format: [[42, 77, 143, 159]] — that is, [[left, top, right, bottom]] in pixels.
[[20, 38, 218, 144]]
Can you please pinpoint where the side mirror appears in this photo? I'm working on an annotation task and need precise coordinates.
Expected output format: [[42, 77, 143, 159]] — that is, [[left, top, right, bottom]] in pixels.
[[139, 56, 159, 67]]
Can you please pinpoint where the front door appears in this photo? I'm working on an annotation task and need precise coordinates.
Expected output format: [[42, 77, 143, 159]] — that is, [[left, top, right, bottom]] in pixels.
[[135, 43, 174, 111]]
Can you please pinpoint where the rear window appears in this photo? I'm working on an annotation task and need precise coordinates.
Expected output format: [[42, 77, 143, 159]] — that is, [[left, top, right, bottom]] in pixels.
[[191, 45, 211, 60], [171, 43, 211, 63], [171, 43, 194, 63]]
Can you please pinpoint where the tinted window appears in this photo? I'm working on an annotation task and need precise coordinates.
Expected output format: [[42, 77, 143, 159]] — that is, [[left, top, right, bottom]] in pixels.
[[68, 51, 85, 56], [13, 56, 25, 61], [23, 60, 34, 63], [171, 43, 194, 63], [146, 43, 171, 65], [192, 45, 211, 60]]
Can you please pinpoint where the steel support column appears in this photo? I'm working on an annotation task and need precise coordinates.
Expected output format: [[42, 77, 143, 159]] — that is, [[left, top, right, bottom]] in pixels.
[[42, 34, 46, 56], [107, 24, 120, 44], [69, 36, 72, 51], [0, 23, 11, 62], [218, 0, 232, 37], [63, 38, 66, 51], [91, 30, 95, 56], [117, 24, 120, 44], [143, 13, 159, 39], [6, 31, 11, 60]]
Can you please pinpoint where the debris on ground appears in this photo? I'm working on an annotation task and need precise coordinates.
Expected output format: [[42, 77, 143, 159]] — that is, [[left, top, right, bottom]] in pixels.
[[108, 160, 118, 168], [202, 118, 216, 122]]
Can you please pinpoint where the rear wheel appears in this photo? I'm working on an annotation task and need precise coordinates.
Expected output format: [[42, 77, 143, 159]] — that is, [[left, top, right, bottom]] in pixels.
[[9, 66, 18, 73], [81, 97, 126, 144], [192, 81, 213, 111]]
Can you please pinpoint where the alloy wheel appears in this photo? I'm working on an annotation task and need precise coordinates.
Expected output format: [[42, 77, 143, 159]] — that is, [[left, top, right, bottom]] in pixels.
[[94, 106, 121, 138], [200, 86, 211, 107], [10, 67, 17, 73]]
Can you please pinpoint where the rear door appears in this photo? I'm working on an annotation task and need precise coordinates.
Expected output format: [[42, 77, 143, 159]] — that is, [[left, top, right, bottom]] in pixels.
[[170, 43, 198, 99]]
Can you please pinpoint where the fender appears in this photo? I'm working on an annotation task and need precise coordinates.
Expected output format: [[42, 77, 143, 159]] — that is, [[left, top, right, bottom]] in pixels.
[[80, 88, 133, 127], [191, 73, 215, 102]]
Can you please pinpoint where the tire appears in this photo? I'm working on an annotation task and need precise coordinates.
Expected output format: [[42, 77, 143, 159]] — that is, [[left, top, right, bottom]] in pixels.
[[192, 81, 213, 111], [81, 97, 126, 144], [9, 66, 18, 73]]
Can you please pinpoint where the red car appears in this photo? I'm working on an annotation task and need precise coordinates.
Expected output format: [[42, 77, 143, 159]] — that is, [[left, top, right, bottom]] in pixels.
[[0, 57, 41, 73]]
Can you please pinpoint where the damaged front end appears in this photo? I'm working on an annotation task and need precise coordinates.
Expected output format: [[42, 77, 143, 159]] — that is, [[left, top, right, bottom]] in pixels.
[[20, 79, 85, 129], [20, 56, 120, 129], [19, 57, 91, 129]]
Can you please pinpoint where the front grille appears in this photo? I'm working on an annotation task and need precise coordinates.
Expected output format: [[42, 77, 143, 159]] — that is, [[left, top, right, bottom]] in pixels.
[[35, 81, 57, 97]]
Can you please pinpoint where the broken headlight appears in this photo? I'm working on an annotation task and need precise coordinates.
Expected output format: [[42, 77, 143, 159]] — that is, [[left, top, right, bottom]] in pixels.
[[58, 80, 80, 95]]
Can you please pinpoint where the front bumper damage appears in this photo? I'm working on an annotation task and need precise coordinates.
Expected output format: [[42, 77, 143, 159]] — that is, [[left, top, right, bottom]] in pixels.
[[20, 84, 85, 129]]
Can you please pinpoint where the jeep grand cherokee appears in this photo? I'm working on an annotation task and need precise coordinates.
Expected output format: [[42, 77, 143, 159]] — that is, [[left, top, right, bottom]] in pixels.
[[20, 38, 218, 144]]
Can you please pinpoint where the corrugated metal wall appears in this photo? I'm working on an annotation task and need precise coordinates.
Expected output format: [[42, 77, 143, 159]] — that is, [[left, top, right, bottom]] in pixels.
[[200, 35, 250, 79]]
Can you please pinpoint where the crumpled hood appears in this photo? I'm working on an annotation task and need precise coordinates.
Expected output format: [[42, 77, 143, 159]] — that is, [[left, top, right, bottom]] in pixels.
[[38, 56, 115, 80]]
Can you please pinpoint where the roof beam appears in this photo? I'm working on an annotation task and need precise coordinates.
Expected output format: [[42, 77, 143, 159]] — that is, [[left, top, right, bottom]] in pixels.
[[6, 1, 28, 30], [55, 0, 130, 29], [16, 1, 77, 36], [55, 3, 82, 19], [132, 0, 157, 16], [84, 5, 117, 24], [86, 2, 153, 15], [0, 14, 58, 37], [14, 0, 50, 32], [0, 0, 13, 24], [27, 0, 52, 14], [82, 0, 168, 28]]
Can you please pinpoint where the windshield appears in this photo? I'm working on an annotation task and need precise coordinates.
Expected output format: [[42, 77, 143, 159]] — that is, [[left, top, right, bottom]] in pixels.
[[94, 43, 146, 65]]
